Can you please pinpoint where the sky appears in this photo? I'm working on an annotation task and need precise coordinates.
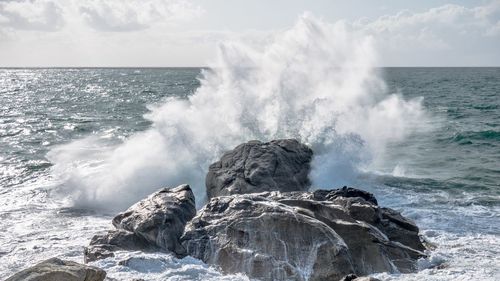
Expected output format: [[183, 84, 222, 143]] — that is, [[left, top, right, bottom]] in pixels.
[[0, 0, 499, 67]]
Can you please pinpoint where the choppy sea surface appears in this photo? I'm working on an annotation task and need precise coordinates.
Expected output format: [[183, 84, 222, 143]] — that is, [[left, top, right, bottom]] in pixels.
[[0, 67, 499, 280]]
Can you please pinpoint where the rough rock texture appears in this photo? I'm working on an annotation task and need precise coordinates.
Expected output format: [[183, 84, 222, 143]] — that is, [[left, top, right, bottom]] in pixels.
[[182, 194, 354, 281], [265, 188, 426, 273], [206, 139, 313, 199], [6, 257, 106, 281], [182, 188, 425, 281], [112, 184, 196, 256], [312, 186, 378, 205], [84, 229, 158, 263], [84, 184, 196, 262]]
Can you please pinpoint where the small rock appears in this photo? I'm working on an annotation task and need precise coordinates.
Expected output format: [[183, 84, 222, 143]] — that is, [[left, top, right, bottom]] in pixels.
[[313, 186, 378, 205], [84, 229, 157, 263], [5, 257, 106, 281]]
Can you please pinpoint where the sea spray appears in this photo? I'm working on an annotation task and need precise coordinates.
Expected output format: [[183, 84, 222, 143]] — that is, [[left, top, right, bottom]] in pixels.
[[48, 13, 427, 211]]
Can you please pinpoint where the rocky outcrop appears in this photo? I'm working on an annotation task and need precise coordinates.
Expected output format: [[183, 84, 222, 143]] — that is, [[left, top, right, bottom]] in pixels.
[[84, 184, 196, 262], [182, 188, 426, 280], [264, 189, 426, 274], [81, 139, 428, 281], [182, 194, 354, 281], [206, 139, 313, 199], [112, 184, 196, 255], [84, 229, 157, 263], [6, 258, 106, 281]]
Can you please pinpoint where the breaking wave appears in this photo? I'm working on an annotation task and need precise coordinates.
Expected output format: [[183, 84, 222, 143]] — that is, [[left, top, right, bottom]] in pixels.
[[48, 13, 427, 211]]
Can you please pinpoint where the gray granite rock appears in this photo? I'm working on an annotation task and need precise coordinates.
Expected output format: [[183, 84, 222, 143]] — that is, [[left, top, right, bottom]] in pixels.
[[6, 258, 106, 281], [266, 188, 426, 273], [182, 188, 426, 280], [182, 194, 354, 281], [84, 229, 158, 263], [112, 184, 196, 257], [206, 139, 313, 199]]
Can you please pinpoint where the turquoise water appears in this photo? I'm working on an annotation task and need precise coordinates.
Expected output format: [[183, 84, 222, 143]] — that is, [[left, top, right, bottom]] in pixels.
[[0, 68, 498, 280]]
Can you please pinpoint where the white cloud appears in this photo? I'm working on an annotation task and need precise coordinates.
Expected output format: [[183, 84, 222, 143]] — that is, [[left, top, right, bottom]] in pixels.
[[0, 0, 203, 32], [78, 0, 204, 32], [0, 0, 498, 66], [0, 0, 64, 31], [350, 1, 500, 65]]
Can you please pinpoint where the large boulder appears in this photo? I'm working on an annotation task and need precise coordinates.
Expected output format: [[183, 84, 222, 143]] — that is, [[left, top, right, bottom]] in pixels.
[[84, 184, 196, 262], [182, 194, 355, 281], [264, 188, 426, 274], [206, 139, 313, 199], [112, 184, 196, 256], [182, 188, 426, 280], [6, 257, 106, 281]]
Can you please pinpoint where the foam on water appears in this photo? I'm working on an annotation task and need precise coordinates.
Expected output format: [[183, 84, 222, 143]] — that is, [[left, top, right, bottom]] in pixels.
[[48, 13, 427, 211], [89, 251, 250, 281]]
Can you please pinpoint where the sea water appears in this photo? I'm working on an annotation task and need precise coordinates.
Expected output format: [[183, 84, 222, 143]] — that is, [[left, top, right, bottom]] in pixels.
[[0, 16, 499, 281]]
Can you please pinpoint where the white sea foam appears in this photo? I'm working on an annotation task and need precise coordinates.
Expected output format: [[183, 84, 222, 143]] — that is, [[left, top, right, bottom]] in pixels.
[[89, 251, 250, 281], [48, 13, 426, 211]]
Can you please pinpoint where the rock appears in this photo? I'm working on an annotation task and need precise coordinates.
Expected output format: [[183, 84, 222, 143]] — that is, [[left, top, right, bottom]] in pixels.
[[264, 188, 426, 274], [206, 139, 313, 199], [111, 184, 196, 257], [182, 194, 355, 281], [340, 275, 381, 281], [340, 274, 359, 281], [84, 229, 158, 263], [182, 187, 425, 280], [313, 186, 378, 205], [5, 257, 106, 281], [325, 193, 425, 253]]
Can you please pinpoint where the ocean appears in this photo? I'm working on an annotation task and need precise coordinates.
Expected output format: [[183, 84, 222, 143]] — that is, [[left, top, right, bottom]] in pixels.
[[0, 67, 499, 280]]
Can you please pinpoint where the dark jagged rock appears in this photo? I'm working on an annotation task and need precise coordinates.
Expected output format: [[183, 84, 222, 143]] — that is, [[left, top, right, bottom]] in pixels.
[[266, 189, 425, 273], [84, 229, 158, 263], [206, 139, 313, 199], [313, 186, 378, 205], [84, 184, 196, 262], [112, 184, 196, 257], [6, 257, 106, 281], [182, 188, 426, 280], [279, 187, 424, 252], [324, 193, 425, 252]]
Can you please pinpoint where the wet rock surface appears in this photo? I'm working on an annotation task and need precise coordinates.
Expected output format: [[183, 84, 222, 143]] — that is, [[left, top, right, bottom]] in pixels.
[[84, 184, 196, 262], [206, 139, 313, 199], [6, 257, 106, 281], [112, 184, 196, 256], [182, 189, 425, 280], [182, 194, 355, 281], [84, 229, 158, 263]]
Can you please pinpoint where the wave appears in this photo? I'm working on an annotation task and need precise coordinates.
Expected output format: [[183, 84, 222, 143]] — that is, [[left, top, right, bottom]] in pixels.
[[443, 130, 500, 145], [47, 13, 427, 211]]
